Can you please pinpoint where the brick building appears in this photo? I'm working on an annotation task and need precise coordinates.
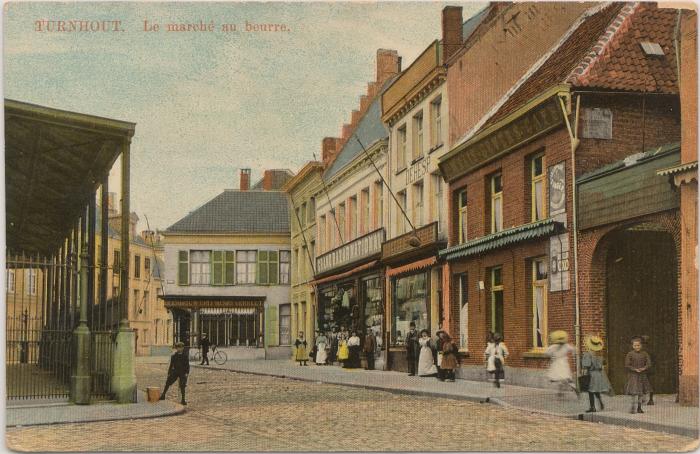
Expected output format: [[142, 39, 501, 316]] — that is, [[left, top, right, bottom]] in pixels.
[[438, 3, 684, 390]]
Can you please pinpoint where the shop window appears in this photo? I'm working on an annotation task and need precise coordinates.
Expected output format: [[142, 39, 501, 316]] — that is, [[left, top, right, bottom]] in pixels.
[[279, 304, 291, 346], [532, 258, 548, 349], [490, 267, 504, 335], [491, 173, 503, 233], [397, 125, 407, 170], [531, 154, 546, 222], [457, 273, 468, 350], [134, 255, 141, 279], [392, 272, 428, 345], [236, 250, 257, 284], [458, 189, 468, 243], [318, 284, 355, 333], [190, 250, 211, 285], [257, 250, 279, 285], [177, 251, 188, 285], [412, 110, 424, 161], [279, 250, 291, 284]]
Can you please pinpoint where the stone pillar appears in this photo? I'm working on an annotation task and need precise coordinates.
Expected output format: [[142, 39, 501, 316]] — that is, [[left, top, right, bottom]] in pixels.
[[112, 319, 136, 403], [70, 244, 91, 404]]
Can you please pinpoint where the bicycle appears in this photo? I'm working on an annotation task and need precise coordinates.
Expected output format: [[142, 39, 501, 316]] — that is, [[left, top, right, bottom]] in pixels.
[[210, 346, 227, 365]]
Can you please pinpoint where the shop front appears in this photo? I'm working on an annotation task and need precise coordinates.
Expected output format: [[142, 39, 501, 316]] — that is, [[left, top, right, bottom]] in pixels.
[[382, 222, 446, 372], [312, 228, 385, 369]]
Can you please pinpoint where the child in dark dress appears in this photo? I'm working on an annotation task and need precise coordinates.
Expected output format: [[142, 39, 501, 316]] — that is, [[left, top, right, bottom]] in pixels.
[[625, 336, 652, 414], [641, 335, 655, 405]]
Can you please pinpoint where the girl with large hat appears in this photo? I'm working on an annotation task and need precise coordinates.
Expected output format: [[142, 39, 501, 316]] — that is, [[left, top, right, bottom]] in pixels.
[[582, 335, 611, 412], [545, 330, 578, 397]]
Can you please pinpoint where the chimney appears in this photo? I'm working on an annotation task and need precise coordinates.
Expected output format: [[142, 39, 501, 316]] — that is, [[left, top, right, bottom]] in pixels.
[[141, 230, 155, 245], [240, 168, 251, 191], [442, 6, 463, 62], [322, 137, 341, 165], [359, 95, 370, 115], [376, 49, 401, 85], [263, 170, 273, 191]]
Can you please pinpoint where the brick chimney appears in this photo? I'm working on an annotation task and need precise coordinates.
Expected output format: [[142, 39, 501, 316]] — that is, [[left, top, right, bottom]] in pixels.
[[376, 49, 401, 85], [240, 168, 251, 191], [367, 81, 378, 100], [262, 170, 273, 190], [341, 123, 353, 144], [141, 230, 155, 245], [322, 137, 341, 165], [442, 6, 463, 62]]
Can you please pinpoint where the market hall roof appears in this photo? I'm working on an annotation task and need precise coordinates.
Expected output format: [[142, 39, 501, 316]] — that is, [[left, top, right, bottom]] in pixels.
[[165, 189, 290, 234], [5, 99, 135, 256]]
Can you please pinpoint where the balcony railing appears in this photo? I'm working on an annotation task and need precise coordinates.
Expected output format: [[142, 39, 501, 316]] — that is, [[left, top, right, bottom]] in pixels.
[[316, 228, 385, 276], [381, 221, 440, 262]]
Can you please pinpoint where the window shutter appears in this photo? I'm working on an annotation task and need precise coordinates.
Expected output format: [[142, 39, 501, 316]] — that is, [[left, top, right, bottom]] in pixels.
[[258, 251, 268, 284], [212, 251, 223, 285], [268, 251, 279, 284], [178, 251, 189, 286], [225, 251, 235, 285]]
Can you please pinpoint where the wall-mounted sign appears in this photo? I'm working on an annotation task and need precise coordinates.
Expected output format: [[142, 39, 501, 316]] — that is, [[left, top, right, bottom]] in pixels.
[[548, 162, 566, 216], [406, 155, 430, 185], [582, 108, 613, 140], [549, 233, 570, 292], [316, 228, 385, 275]]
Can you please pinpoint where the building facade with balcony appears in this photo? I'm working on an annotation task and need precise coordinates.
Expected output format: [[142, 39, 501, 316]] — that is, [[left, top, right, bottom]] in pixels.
[[160, 170, 293, 359]]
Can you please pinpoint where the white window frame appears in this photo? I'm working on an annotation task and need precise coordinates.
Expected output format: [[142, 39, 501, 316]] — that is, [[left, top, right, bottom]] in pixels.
[[397, 125, 407, 170], [190, 250, 211, 285], [491, 174, 503, 233], [412, 111, 424, 161], [458, 189, 468, 243], [531, 154, 547, 222], [280, 250, 291, 284], [236, 250, 257, 284], [431, 96, 442, 148]]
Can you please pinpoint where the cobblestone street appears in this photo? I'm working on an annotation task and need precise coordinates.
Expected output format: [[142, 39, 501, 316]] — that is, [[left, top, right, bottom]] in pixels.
[[5, 362, 697, 452]]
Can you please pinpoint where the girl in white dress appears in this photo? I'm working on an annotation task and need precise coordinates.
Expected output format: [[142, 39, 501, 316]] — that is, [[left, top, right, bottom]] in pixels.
[[315, 332, 328, 365], [418, 329, 438, 376], [546, 330, 578, 396]]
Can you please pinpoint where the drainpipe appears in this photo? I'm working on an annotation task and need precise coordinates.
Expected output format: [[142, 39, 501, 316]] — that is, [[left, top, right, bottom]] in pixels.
[[558, 93, 582, 384]]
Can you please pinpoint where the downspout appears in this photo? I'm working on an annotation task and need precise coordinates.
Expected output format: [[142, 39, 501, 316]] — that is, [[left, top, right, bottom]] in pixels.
[[558, 93, 582, 384]]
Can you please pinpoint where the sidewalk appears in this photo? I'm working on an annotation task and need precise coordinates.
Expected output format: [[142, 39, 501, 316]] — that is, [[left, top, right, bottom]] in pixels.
[[193, 359, 699, 438], [6, 391, 185, 427]]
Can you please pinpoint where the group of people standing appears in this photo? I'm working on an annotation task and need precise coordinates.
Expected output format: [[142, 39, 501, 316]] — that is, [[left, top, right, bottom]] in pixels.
[[294, 327, 376, 370], [405, 322, 459, 382]]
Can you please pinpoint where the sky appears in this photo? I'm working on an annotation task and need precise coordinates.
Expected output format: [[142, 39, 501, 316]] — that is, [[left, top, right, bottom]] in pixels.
[[4, 1, 486, 232]]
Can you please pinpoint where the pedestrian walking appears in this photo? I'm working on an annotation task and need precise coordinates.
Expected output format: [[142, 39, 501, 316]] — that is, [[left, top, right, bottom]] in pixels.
[[315, 331, 328, 365], [337, 333, 349, 365], [438, 331, 458, 382], [405, 322, 420, 376], [159, 342, 189, 405], [363, 327, 377, 370], [581, 335, 611, 412], [417, 329, 437, 377], [625, 336, 652, 414], [485, 332, 508, 388], [294, 331, 308, 366], [199, 333, 210, 366], [546, 330, 578, 397], [641, 335, 655, 405], [346, 330, 361, 369]]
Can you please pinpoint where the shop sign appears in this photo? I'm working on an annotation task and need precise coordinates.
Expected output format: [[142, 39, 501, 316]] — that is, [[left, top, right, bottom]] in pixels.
[[382, 222, 438, 260], [549, 233, 570, 292], [164, 299, 264, 310], [406, 155, 430, 185], [316, 228, 385, 275]]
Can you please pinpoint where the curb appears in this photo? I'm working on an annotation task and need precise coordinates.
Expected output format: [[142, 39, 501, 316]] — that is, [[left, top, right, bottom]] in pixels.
[[194, 364, 698, 438]]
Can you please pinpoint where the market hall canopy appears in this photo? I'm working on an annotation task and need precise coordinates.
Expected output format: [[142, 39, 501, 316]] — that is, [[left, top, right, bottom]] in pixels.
[[5, 99, 135, 256]]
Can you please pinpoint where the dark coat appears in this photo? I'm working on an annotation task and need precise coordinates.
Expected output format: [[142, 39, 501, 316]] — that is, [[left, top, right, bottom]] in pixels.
[[625, 350, 652, 395], [168, 351, 190, 376], [405, 329, 420, 357], [441, 340, 458, 370], [200, 337, 211, 353], [363, 333, 376, 353]]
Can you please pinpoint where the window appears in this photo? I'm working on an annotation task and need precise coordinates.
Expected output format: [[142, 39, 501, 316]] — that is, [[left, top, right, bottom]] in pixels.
[[134, 255, 141, 279], [177, 251, 188, 285], [318, 215, 326, 253], [392, 272, 428, 344], [236, 250, 257, 284], [458, 189, 468, 243], [337, 203, 346, 242], [279, 304, 291, 346], [433, 173, 444, 233], [397, 125, 407, 169], [300, 203, 307, 228], [258, 250, 279, 285], [145, 258, 151, 275], [361, 188, 370, 235], [491, 173, 503, 233], [293, 249, 299, 283], [309, 197, 316, 223], [532, 258, 548, 349], [225, 251, 235, 285], [431, 96, 442, 148], [7, 270, 15, 293], [212, 251, 225, 285], [374, 181, 383, 229], [490, 267, 504, 335], [349, 196, 358, 240], [144, 290, 150, 318], [531, 154, 546, 221], [113, 250, 121, 274], [133, 289, 140, 318], [412, 111, 424, 160], [397, 190, 407, 235], [280, 250, 291, 284], [457, 273, 468, 349], [300, 246, 307, 280], [413, 181, 424, 227], [25, 269, 37, 296], [190, 251, 211, 285]]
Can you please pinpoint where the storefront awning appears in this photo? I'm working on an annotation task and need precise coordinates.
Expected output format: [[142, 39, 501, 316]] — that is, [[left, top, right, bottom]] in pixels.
[[200, 307, 257, 315], [309, 260, 378, 286], [386, 256, 437, 278]]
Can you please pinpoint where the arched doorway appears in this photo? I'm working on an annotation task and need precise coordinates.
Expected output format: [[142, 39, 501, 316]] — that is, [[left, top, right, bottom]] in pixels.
[[604, 226, 678, 394]]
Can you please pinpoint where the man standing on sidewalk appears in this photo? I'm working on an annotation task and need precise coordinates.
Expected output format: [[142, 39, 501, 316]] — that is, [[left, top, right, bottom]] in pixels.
[[160, 342, 190, 405], [364, 327, 377, 370], [199, 333, 210, 366], [406, 322, 420, 376]]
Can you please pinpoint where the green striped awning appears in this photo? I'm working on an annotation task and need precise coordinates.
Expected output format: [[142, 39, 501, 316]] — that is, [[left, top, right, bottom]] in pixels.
[[438, 218, 564, 261], [656, 161, 698, 177]]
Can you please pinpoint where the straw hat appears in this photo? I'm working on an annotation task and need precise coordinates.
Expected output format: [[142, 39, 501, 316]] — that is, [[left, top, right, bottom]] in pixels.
[[174, 341, 185, 348], [549, 330, 568, 344], [585, 335, 604, 352]]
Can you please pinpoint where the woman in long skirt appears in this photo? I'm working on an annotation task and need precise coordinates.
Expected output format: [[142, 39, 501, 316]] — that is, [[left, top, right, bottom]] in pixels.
[[345, 331, 361, 369], [315, 331, 328, 365], [418, 329, 438, 376], [294, 332, 308, 366]]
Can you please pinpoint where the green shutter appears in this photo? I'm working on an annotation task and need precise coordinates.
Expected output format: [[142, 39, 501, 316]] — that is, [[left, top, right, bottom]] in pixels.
[[265, 305, 278, 347], [224, 251, 235, 285], [178, 251, 189, 286], [268, 251, 279, 284], [212, 251, 223, 285], [258, 251, 268, 284]]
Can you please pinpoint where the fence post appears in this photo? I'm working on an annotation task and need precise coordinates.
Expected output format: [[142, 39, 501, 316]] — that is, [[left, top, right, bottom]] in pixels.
[[70, 244, 91, 404]]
